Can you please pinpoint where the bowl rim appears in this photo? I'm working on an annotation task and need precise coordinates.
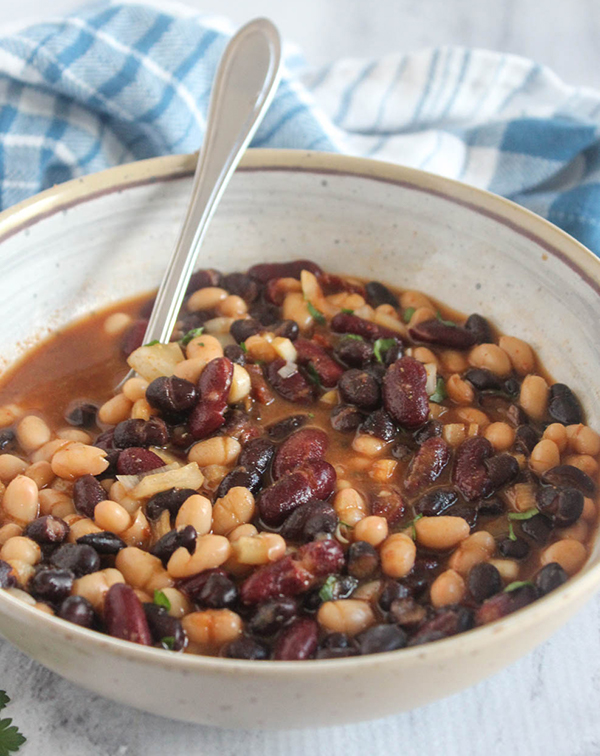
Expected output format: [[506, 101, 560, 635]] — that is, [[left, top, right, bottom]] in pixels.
[[1, 147, 600, 674]]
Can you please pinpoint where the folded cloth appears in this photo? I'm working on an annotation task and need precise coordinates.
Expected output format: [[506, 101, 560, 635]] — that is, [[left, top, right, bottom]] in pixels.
[[1, 0, 600, 252]]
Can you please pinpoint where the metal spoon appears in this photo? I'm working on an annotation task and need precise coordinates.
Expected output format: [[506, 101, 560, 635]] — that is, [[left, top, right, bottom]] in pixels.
[[118, 17, 281, 387]]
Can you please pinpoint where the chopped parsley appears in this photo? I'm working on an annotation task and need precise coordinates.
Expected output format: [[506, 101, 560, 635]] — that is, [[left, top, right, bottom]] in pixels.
[[180, 327, 204, 346], [341, 308, 355, 314], [319, 575, 338, 602], [160, 636, 176, 651], [0, 691, 26, 754], [306, 300, 326, 325], [240, 341, 248, 353], [408, 513, 424, 540], [436, 312, 456, 327], [153, 589, 171, 611], [305, 363, 322, 387], [508, 508, 539, 521], [507, 521, 517, 541], [429, 377, 447, 403], [373, 338, 396, 364], [343, 334, 364, 341], [144, 339, 160, 347], [402, 307, 415, 323], [504, 580, 534, 593]]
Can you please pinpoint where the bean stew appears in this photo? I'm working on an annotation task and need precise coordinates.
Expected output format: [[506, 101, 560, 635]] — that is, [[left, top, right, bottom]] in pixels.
[[0, 260, 597, 660]]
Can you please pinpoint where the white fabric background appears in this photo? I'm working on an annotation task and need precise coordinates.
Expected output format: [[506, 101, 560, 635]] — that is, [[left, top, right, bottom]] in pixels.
[[1, 1, 600, 754]]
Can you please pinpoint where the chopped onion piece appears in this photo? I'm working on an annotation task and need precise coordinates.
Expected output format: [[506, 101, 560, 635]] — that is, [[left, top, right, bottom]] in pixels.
[[117, 462, 180, 490], [424, 362, 438, 395], [277, 361, 298, 379], [131, 462, 204, 500]]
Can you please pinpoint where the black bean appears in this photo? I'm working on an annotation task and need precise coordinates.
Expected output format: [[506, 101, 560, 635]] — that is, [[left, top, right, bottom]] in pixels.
[[302, 589, 323, 613], [170, 425, 195, 449], [477, 497, 505, 517], [0, 429, 16, 451], [30, 568, 74, 604], [273, 320, 299, 341], [24, 515, 70, 544], [514, 424, 540, 455], [541, 465, 595, 496], [330, 404, 365, 433], [0, 559, 16, 589], [498, 537, 530, 559], [187, 571, 238, 609], [338, 369, 380, 410], [359, 409, 397, 442], [77, 531, 127, 555], [143, 603, 187, 651], [113, 417, 169, 448], [216, 468, 262, 498], [224, 635, 269, 660], [146, 488, 198, 520], [391, 441, 413, 461], [230, 318, 262, 344], [537, 486, 584, 527], [548, 383, 583, 425], [464, 368, 503, 392], [485, 453, 520, 490], [73, 474, 106, 519], [334, 338, 374, 369], [316, 632, 359, 659], [357, 624, 407, 655], [388, 597, 427, 627], [468, 562, 503, 602], [409, 606, 474, 645], [150, 525, 197, 565], [383, 342, 404, 365], [248, 598, 298, 636], [535, 563, 569, 596], [365, 281, 399, 308], [279, 500, 337, 542], [223, 344, 247, 366], [267, 414, 309, 441], [65, 401, 98, 428], [414, 488, 458, 516], [222, 272, 259, 304], [464, 313, 493, 344], [402, 558, 440, 597], [378, 580, 411, 612], [413, 420, 442, 445], [249, 301, 280, 327], [178, 310, 215, 334], [238, 437, 275, 474], [185, 268, 222, 294], [347, 541, 379, 579], [503, 377, 520, 397], [324, 575, 359, 601], [145, 377, 198, 417], [58, 595, 95, 628], [50, 543, 100, 577], [521, 514, 553, 544]]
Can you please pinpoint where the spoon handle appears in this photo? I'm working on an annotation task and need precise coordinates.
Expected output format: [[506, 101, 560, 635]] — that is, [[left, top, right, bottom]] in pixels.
[[141, 18, 281, 347]]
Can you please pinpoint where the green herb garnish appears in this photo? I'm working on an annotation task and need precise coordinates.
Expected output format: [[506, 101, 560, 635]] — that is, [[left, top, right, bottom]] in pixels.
[[341, 308, 355, 314], [508, 508, 539, 521], [402, 307, 415, 323], [154, 589, 171, 611], [504, 580, 534, 593], [180, 327, 204, 346], [408, 513, 424, 540], [0, 691, 26, 754], [160, 636, 176, 651], [144, 339, 160, 347], [307, 300, 326, 325], [343, 334, 364, 341], [305, 363, 322, 387], [436, 312, 456, 327], [240, 341, 248, 353], [429, 377, 447, 403], [507, 521, 517, 541], [319, 575, 338, 602], [308, 412, 316, 418], [373, 338, 397, 364]]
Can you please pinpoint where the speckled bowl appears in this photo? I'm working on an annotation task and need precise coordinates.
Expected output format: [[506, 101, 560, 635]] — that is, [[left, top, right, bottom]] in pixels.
[[0, 150, 599, 729]]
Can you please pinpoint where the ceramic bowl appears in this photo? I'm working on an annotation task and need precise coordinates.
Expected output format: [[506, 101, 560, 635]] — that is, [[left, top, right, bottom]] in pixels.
[[0, 149, 599, 729]]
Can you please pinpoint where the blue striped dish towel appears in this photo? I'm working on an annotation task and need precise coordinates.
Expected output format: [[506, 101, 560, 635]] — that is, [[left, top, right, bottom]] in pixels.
[[1, 0, 600, 253]]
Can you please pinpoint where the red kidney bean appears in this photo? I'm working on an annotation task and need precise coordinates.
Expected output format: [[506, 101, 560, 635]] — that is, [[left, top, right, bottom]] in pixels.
[[267, 414, 309, 441], [484, 453, 520, 490], [238, 437, 275, 475], [280, 499, 338, 541], [408, 607, 474, 645], [265, 279, 287, 305], [185, 268, 222, 295], [145, 377, 198, 417], [464, 313, 493, 344], [369, 486, 406, 525], [404, 437, 451, 496], [243, 364, 274, 406], [414, 488, 458, 516], [541, 465, 595, 496], [230, 318, 262, 344], [409, 319, 476, 349], [330, 312, 399, 341], [258, 461, 336, 525], [0, 559, 16, 589], [121, 319, 148, 357], [338, 369, 380, 409], [189, 357, 233, 439], [143, 603, 187, 651], [222, 272, 259, 303], [30, 568, 74, 604], [146, 488, 198, 520], [318, 272, 365, 297], [273, 617, 319, 660], [294, 339, 344, 388], [73, 474, 107, 518], [272, 427, 329, 479], [77, 531, 127, 555], [113, 417, 169, 448], [50, 543, 100, 577], [475, 584, 538, 626], [365, 280, 399, 308], [58, 595, 95, 628], [548, 383, 583, 425], [240, 539, 344, 604], [104, 583, 152, 646], [149, 525, 196, 565], [383, 356, 429, 429], [116, 447, 165, 475], [25, 515, 70, 544], [248, 259, 322, 282], [453, 436, 494, 501], [65, 401, 98, 428], [266, 359, 317, 404]]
